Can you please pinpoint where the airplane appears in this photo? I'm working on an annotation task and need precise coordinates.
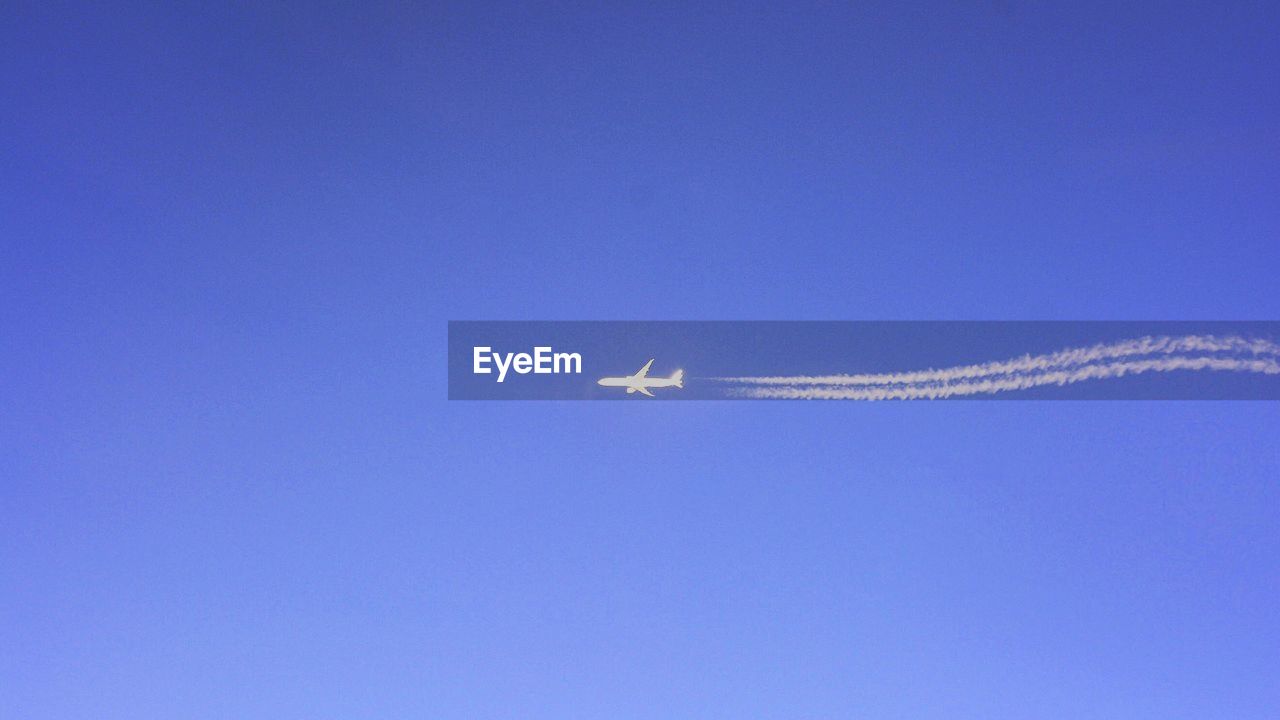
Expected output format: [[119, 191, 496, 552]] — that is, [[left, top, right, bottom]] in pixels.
[[596, 359, 684, 397]]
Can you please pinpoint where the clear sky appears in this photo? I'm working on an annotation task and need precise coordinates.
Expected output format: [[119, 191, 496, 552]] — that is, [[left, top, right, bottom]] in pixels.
[[3, 2, 1279, 717]]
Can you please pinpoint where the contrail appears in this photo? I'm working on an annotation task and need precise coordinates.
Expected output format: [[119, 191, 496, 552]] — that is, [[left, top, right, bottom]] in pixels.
[[734, 356, 1280, 400], [712, 335, 1280, 400], [715, 335, 1280, 386]]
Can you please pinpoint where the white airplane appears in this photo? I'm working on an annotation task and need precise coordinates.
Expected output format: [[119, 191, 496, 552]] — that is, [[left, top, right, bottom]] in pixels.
[[597, 359, 684, 397]]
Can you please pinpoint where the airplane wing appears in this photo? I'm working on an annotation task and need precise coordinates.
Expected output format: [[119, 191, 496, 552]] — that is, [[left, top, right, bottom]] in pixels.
[[635, 386, 655, 397], [633, 359, 654, 379]]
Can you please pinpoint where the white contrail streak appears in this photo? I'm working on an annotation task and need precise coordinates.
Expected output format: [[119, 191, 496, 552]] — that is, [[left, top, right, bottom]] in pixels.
[[712, 335, 1280, 400], [733, 356, 1280, 400], [715, 335, 1280, 386]]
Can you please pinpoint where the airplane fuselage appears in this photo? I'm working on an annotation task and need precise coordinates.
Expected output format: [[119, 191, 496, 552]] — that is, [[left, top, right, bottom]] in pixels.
[[596, 361, 684, 396], [597, 377, 681, 390]]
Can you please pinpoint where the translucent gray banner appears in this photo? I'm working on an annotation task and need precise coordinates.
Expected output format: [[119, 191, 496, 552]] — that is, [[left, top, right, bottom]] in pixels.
[[448, 321, 1280, 400]]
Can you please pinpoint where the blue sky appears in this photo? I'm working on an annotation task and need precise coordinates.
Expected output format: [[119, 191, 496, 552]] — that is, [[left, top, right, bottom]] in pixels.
[[3, 2, 1279, 717]]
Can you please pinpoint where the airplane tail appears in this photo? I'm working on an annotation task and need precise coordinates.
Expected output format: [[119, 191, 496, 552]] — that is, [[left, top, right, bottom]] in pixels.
[[670, 369, 684, 388]]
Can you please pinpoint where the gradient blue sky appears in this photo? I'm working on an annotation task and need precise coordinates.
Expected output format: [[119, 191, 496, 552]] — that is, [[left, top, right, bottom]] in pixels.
[[3, 2, 1280, 717]]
